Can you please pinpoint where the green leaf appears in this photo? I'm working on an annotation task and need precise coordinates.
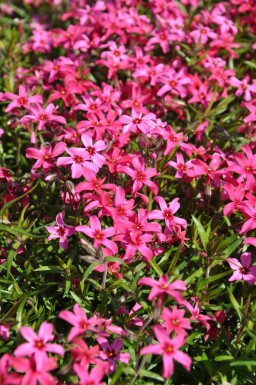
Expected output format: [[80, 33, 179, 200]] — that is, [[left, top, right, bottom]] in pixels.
[[227, 286, 242, 320], [150, 259, 163, 276], [214, 355, 233, 362], [7, 249, 17, 277], [230, 360, 256, 367], [82, 261, 101, 281], [192, 215, 208, 251], [140, 369, 164, 382], [0, 223, 45, 239], [205, 271, 231, 285], [34, 266, 64, 274], [0, 181, 39, 216]]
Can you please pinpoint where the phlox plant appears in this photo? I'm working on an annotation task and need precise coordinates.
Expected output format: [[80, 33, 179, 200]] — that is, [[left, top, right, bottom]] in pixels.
[[0, 0, 256, 384]]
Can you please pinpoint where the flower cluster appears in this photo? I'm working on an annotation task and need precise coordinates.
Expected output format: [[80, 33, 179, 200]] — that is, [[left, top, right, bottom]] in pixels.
[[0, 0, 256, 383]]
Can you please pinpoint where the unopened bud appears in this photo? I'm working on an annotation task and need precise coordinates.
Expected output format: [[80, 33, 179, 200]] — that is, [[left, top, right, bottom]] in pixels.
[[66, 180, 75, 195]]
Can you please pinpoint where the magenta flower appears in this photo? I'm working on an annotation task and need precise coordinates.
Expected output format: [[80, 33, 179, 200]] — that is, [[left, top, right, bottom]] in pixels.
[[243, 101, 256, 123], [57, 147, 99, 178], [46, 213, 75, 249], [59, 304, 99, 341], [70, 339, 100, 367], [138, 276, 186, 305], [73, 363, 106, 385], [227, 252, 256, 285], [190, 25, 217, 45], [239, 201, 256, 234], [229, 76, 256, 101], [117, 157, 158, 196], [182, 300, 213, 331], [11, 354, 57, 385], [76, 216, 117, 254], [81, 133, 106, 168], [223, 183, 245, 216], [20, 103, 66, 131], [107, 186, 135, 220], [0, 354, 21, 385], [140, 325, 191, 378], [148, 196, 187, 230], [157, 68, 191, 98], [26, 142, 66, 171], [4, 85, 43, 112], [161, 306, 191, 335], [14, 321, 64, 361], [119, 110, 156, 135], [98, 337, 130, 373]]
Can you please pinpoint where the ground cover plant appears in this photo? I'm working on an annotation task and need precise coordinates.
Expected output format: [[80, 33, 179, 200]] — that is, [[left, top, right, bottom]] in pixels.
[[0, 0, 256, 384]]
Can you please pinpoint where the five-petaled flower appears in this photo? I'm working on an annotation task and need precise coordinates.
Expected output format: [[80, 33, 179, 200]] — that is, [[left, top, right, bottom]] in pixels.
[[140, 325, 191, 378], [46, 213, 76, 249], [227, 252, 256, 285]]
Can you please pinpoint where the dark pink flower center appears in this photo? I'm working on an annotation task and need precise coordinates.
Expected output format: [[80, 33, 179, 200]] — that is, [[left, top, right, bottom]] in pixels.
[[240, 266, 248, 274], [79, 320, 89, 329], [117, 206, 125, 216], [39, 114, 49, 121], [94, 231, 104, 241], [133, 118, 142, 125], [245, 166, 253, 173], [163, 343, 174, 354], [57, 226, 66, 236], [178, 164, 186, 171], [87, 146, 96, 156], [159, 33, 167, 40], [19, 97, 28, 105], [35, 339, 44, 349], [163, 209, 173, 219], [169, 135, 178, 142], [74, 155, 83, 163], [136, 172, 146, 181], [107, 349, 116, 358]]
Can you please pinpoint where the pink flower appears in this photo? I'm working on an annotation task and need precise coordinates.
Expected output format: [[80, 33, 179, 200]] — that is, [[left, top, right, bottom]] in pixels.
[[0, 322, 10, 340], [119, 110, 156, 135], [148, 196, 187, 230], [11, 354, 57, 385], [59, 304, 99, 341], [73, 363, 106, 385], [157, 68, 191, 98], [182, 300, 213, 330], [138, 276, 186, 305], [45, 213, 76, 249], [0, 354, 21, 385], [20, 103, 66, 131], [190, 25, 217, 45], [161, 306, 191, 334], [26, 142, 66, 171], [76, 216, 117, 254], [81, 133, 106, 168], [227, 252, 256, 285], [14, 322, 64, 361], [107, 186, 135, 220], [140, 325, 191, 378], [57, 147, 99, 178], [117, 157, 158, 196], [229, 76, 256, 101], [97, 337, 130, 373], [243, 101, 256, 123], [4, 85, 43, 112], [70, 339, 100, 367]]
